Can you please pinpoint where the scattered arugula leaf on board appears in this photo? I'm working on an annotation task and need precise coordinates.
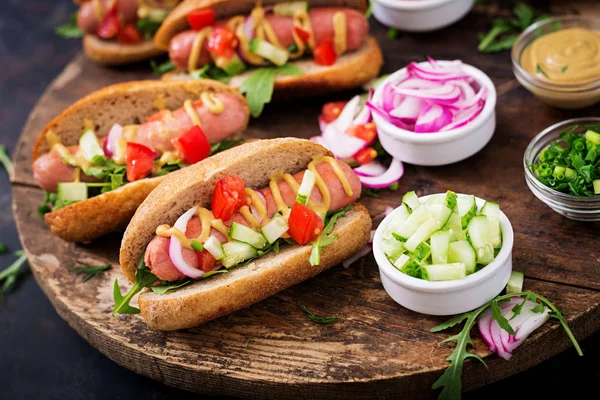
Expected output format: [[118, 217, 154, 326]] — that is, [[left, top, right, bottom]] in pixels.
[[71, 262, 112, 283], [478, 3, 549, 53], [56, 12, 83, 39], [240, 63, 303, 118], [0, 145, 13, 175], [387, 28, 399, 39], [300, 305, 338, 325], [0, 243, 7, 255], [113, 261, 157, 315], [430, 291, 582, 400], [150, 59, 177, 75], [309, 205, 350, 266], [190, 64, 231, 83], [0, 250, 28, 301]]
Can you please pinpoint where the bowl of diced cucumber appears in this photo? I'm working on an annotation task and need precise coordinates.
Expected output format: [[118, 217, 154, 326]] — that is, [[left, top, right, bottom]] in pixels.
[[372, 190, 514, 316]]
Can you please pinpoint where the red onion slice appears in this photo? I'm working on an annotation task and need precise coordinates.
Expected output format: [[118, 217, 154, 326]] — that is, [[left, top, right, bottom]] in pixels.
[[354, 160, 387, 177], [103, 123, 123, 158], [342, 244, 372, 268], [478, 307, 496, 352], [414, 103, 453, 133], [169, 206, 204, 279], [440, 102, 484, 131], [358, 158, 404, 189]]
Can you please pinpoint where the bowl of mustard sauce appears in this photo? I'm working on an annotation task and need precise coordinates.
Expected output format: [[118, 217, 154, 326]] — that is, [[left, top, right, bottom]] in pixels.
[[512, 16, 600, 109]]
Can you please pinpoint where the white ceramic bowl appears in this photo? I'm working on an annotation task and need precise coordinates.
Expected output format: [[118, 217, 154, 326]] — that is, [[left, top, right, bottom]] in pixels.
[[373, 194, 514, 316], [372, 0, 474, 32], [372, 61, 497, 166]]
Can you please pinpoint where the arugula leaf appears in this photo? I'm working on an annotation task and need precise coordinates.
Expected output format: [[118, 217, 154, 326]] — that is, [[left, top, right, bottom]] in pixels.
[[137, 19, 162, 39], [71, 262, 112, 283], [0, 145, 13, 175], [430, 312, 470, 332], [190, 64, 231, 83], [151, 279, 191, 294], [150, 60, 177, 75], [210, 138, 244, 155], [309, 206, 349, 266], [300, 305, 338, 325], [491, 300, 515, 335], [240, 64, 303, 117], [0, 250, 28, 301], [56, 12, 83, 39], [112, 262, 157, 315]]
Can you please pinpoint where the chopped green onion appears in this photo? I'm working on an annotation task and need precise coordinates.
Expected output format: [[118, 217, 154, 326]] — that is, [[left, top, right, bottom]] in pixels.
[[191, 240, 204, 251], [536, 64, 549, 78]]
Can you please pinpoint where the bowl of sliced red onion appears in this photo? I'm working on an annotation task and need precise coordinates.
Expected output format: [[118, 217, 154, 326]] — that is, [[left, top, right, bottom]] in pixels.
[[369, 59, 497, 166]]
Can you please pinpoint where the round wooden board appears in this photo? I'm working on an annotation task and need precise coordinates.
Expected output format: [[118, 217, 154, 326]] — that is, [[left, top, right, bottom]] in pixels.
[[11, 5, 600, 398]]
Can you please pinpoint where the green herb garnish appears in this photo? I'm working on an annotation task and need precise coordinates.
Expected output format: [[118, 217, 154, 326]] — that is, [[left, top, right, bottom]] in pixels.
[[113, 260, 158, 315], [72, 262, 112, 283], [595, 265, 599, 275], [150, 60, 177, 75], [56, 12, 83, 39], [561, 65, 568, 73], [190, 64, 231, 83], [300, 305, 338, 324], [431, 291, 581, 400], [366, 188, 381, 198], [309, 205, 349, 266], [137, 19, 162, 39], [191, 240, 204, 251], [387, 28, 399, 39], [0, 145, 13, 175], [240, 64, 303, 117], [529, 125, 600, 196], [210, 138, 244, 155], [0, 243, 7, 254], [0, 250, 28, 301], [536, 64, 549, 78], [478, 3, 548, 53], [151, 279, 192, 294], [388, 182, 399, 192]]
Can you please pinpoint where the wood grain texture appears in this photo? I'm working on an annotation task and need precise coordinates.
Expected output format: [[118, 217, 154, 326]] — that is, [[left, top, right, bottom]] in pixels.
[[10, 1, 600, 398]]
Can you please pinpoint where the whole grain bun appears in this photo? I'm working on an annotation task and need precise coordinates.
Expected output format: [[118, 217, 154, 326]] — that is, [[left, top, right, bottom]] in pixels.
[[119, 138, 371, 330], [82, 36, 165, 66], [35, 79, 249, 242]]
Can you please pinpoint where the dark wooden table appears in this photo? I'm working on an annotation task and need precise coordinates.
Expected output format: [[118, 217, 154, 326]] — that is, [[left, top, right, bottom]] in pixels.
[[1, 1, 599, 399]]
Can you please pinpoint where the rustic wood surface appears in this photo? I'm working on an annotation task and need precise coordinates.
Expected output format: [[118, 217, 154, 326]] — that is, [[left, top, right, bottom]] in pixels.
[[7, 1, 600, 399]]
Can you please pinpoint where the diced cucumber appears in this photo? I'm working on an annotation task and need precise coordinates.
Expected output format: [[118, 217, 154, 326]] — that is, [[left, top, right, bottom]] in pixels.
[[57, 182, 87, 202], [448, 240, 476, 274], [229, 222, 267, 249], [249, 39, 289, 66], [445, 190, 458, 212], [430, 230, 450, 264], [422, 263, 467, 281], [273, 1, 308, 16], [457, 194, 477, 229], [467, 216, 495, 265], [425, 195, 445, 207], [261, 216, 289, 244], [428, 204, 452, 226], [204, 235, 225, 260], [79, 129, 104, 162], [394, 205, 430, 240], [296, 169, 315, 205], [382, 236, 405, 261], [585, 129, 600, 145], [402, 191, 421, 212], [506, 270, 524, 293], [403, 218, 438, 252], [384, 203, 411, 237], [409, 241, 431, 264], [480, 202, 502, 249], [394, 254, 421, 278], [215, 55, 246, 76], [594, 179, 600, 195], [222, 240, 257, 268]]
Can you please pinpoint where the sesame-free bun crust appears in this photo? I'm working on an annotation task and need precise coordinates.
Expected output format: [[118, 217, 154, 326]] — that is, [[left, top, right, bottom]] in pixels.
[[119, 138, 371, 330], [82, 35, 165, 66], [35, 79, 249, 243]]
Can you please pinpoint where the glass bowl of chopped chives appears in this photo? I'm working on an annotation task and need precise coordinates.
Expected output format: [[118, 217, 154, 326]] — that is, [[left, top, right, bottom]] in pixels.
[[524, 117, 600, 221]]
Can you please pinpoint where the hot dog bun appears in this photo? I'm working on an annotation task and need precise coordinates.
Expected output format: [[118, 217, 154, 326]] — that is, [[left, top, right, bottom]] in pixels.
[[119, 138, 371, 330], [155, 0, 383, 96], [82, 35, 165, 66], [34, 79, 249, 243]]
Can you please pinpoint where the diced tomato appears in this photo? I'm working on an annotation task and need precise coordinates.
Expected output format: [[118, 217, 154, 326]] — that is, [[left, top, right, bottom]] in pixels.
[[145, 109, 171, 123], [353, 147, 378, 165], [171, 126, 211, 165], [211, 176, 246, 221], [321, 101, 348, 123], [346, 123, 377, 144], [97, 6, 120, 39], [294, 26, 311, 42], [313, 39, 337, 66], [126, 142, 155, 182], [188, 8, 216, 30], [288, 203, 324, 245], [117, 24, 142, 44], [207, 26, 238, 59], [196, 250, 217, 272]]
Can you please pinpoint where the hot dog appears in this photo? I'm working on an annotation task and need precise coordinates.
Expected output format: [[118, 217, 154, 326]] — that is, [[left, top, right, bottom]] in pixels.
[[78, 0, 138, 35], [33, 92, 247, 193], [33, 79, 250, 243], [119, 138, 372, 330], [168, 7, 368, 70], [145, 158, 361, 281]]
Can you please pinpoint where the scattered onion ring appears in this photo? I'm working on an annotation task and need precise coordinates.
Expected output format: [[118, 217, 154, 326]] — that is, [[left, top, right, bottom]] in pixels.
[[342, 244, 372, 268]]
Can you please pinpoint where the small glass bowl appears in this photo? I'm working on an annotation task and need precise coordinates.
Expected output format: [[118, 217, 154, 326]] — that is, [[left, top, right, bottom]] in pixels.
[[524, 117, 600, 221], [511, 16, 600, 109]]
